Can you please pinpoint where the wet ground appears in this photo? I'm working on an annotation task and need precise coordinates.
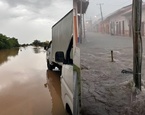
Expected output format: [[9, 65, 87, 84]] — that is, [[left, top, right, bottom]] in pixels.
[[0, 46, 66, 115], [80, 32, 145, 115]]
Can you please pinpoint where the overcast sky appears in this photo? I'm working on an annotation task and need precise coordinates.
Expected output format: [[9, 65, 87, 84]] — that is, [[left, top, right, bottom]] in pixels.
[[1, 0, 145, 44], [0, 0, 72, 44], [85, 0, 145, 22]]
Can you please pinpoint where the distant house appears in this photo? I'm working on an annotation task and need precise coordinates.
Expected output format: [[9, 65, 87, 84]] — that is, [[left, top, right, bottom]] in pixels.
[[92, 19, 102, 32], [96, 3, 145, 37], [85, 19, 93, 31], [92, 18, 105, 33], [122, 3, 145, 36], [100, 4, 132, 36]]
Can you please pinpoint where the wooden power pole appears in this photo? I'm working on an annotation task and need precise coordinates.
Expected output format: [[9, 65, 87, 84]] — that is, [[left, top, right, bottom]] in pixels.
[[80, 0, 83, 44], [97, 3, 104, 21], [97, 3, 104, 33], [132, 0, 143, 90]]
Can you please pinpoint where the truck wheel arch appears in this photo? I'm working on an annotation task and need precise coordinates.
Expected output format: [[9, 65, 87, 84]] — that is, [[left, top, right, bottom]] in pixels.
[[66, 103, 72, 115], [64, 94, 73, 115]]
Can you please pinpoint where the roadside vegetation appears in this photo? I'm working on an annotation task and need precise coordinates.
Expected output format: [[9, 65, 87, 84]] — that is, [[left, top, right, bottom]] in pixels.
[[0, 33, 49, 50], [0, 33, 19, 50]]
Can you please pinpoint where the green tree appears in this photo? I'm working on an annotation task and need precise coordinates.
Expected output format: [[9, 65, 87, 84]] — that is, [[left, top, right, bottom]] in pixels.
[[32, 40, 41, 46], [0, 33, 20, 50]]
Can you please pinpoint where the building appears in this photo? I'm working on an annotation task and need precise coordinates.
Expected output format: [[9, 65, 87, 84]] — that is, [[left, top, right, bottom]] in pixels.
[[95, 3, 145, 37], [85, 19, 93, 31]]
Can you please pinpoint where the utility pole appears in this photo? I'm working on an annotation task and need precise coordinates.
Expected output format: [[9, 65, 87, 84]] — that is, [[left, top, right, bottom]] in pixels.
[[79, 0, 83, 44], [132, 0, 143, 90], [97, 3, 104, 21], [97, 3, 104, 33], [83, 14, 86, 39]]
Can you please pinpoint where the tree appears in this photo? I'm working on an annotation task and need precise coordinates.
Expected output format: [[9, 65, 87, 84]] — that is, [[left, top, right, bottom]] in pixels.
[[32, 40, 49, 47], [32, 40, 41, 46], [0, 33, 20, 50]]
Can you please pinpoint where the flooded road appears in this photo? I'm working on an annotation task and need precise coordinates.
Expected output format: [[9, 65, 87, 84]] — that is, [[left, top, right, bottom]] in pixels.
[[0, 46, 66, 115], [81, 32, 145, 115]]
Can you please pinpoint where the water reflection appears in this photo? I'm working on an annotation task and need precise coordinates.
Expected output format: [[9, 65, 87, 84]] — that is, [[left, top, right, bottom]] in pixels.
[[0, 48, 19, 66], [33, 47, 41, 54], [45, 70, 67, 115], [0, 47, 66, 115]]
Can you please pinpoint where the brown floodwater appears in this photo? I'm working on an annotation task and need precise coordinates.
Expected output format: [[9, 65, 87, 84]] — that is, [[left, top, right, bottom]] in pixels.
[[0, 46, 66, 115]]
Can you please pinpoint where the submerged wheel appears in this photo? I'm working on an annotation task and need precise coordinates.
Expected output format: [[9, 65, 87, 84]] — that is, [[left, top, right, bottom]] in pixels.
[[47, 60, 55, 70]]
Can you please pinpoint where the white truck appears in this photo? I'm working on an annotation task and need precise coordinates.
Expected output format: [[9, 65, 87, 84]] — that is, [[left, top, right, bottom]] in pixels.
[[45, 10, 74, 114], [45, 10, 73, 71]]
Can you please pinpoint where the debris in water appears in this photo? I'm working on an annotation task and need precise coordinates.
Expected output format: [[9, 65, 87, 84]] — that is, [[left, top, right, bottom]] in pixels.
[[121, 68, 133, 74], [81, 64, 89, 70]]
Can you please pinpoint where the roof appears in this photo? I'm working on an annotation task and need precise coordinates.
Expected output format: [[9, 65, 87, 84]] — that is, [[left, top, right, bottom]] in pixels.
[[103, 2, 145, 22], [104, 4, 132, 21], [122, 2, 145, 16]]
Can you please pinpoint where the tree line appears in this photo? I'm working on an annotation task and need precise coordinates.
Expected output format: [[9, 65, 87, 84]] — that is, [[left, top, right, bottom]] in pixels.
[[0, 33, 19, 50], [32, 40, 49, 47], [0, 33, 49, 50]]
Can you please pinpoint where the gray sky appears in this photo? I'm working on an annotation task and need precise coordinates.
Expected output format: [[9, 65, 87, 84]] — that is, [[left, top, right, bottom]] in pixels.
[[85, 0, 145, 21], [0, 0, 72, 44]]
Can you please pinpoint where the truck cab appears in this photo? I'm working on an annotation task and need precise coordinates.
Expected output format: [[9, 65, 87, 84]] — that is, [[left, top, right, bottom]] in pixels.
[[55, 37, 73, 114], [45, 41, 54, 70], [58, 37, 81, 115]]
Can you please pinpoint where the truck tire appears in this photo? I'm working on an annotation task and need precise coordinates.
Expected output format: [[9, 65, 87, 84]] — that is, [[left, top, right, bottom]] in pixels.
[[47, 60, 55, 70]]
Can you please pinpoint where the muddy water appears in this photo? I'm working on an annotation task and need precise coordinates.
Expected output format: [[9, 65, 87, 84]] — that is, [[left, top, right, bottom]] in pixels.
[[0, 46, 66, 115]]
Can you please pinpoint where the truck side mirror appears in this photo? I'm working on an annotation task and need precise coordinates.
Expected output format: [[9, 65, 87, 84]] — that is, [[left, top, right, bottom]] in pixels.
[[55, 51, 64, 62], [44, 46, 47, 50]]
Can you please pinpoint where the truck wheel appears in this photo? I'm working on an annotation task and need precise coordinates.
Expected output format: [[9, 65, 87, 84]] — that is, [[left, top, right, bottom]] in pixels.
[[47, 60, 54, 70]]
